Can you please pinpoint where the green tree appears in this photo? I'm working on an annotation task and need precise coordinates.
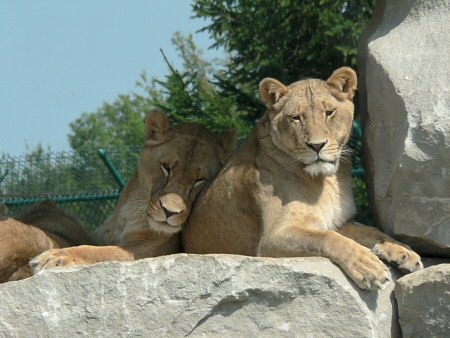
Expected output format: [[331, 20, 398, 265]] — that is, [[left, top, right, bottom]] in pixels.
[[192, 0, 374, 120], [143, 32, 251, 136], [68, 94, 149, 153]]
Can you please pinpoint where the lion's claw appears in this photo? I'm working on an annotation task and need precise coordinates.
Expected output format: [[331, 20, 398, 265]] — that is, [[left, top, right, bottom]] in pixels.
[[372, 242, 423, 273], [29, 249, 80, 274], [341, 245, 390, 290]]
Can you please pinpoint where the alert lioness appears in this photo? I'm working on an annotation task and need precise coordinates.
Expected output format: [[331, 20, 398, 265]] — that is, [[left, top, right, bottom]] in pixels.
[[0, 201, 93, 282], [31, 110, 236, 271], [183, 67, 423, 290]]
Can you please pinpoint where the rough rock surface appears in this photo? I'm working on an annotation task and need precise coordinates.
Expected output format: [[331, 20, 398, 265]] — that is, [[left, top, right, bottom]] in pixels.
[[395, 264, 450, 337], [0, 254, 400, 337], [359, 0, 450, 256]]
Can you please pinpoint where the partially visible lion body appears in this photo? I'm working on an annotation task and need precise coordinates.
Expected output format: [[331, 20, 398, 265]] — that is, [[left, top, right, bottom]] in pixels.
[[183, 67, 423, 290], [31, 111, 236, 271], [0, 201, 93, 282]]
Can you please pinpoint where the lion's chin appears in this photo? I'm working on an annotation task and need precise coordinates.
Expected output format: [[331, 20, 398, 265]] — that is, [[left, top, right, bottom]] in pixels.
[[148, 218, 183, 235], [304, 161, 337, 177]]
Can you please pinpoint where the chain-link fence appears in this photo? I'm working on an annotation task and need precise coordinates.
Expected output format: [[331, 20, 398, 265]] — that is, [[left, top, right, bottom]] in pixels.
[[0, 121, 371, 232], [0, 146, 140, 232]]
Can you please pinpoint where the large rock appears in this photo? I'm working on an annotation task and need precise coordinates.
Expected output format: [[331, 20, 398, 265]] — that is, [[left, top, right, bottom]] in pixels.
[[359, 0, 450, 256], [0, 254, 400, 337], [395, 264, 450, 337]]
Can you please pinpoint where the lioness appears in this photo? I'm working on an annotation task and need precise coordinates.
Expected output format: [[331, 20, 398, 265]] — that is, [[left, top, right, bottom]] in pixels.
[[31, 110, 236, 271], [183, 67, 423, 290], [0, 200, 93, 282]]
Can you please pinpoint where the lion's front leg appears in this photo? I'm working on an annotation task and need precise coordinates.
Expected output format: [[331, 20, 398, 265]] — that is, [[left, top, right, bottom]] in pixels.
[[30, 245, 134, 273], [337, 222, 423, 273], [258, 224, 390, 290]]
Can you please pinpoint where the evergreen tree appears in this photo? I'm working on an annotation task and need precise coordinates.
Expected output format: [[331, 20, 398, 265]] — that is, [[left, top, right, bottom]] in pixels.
[[192, 0, 374, 120]]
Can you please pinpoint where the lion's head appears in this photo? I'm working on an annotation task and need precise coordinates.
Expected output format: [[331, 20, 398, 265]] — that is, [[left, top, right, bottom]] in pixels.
[[138, 110, 236, 234], [259, 67, 357, 177]]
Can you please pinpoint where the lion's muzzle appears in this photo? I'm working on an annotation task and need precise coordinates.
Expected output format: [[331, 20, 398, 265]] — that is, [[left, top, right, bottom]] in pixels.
[[159, 193, 187, 227]]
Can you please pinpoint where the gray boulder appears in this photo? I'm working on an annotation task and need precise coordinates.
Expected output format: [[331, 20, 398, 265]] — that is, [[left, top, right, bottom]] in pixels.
[[395, 264, 450, 337], [359, 0, 450, 256], [0, 254, 400, 337]]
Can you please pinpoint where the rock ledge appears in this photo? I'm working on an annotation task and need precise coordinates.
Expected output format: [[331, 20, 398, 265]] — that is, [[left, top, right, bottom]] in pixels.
[[0, 254, 400, 337]]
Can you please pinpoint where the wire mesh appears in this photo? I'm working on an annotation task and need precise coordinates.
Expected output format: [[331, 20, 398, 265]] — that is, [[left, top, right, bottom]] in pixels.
[[0, 146, 140, 231], [0, 121, 371, 233]]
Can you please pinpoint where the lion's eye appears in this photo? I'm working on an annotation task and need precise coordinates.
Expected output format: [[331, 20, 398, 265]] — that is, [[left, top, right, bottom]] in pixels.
[[291, 115, 301, 122], [326, 109, 336, 117], [194, 179, 206, 188], [161, 163, 170, 177]]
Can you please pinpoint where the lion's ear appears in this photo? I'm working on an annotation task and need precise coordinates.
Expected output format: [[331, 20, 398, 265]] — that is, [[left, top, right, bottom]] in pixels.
[[259, 78, 288, 107], [216, 128, 237, 155], [145, 109, 170, 144], [327, 67, 357, 101]]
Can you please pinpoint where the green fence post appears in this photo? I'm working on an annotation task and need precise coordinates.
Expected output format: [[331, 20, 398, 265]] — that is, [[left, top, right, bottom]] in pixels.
[[98, 149, 127, 190]]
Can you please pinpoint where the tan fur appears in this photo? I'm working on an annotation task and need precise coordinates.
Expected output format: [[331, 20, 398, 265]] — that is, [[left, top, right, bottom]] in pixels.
[[183, 67, 423, 290], [31, 110, 236, 272], [0, 201, 93, 283]]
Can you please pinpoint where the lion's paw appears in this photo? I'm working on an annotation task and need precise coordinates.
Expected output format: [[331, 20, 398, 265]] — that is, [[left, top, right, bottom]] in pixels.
[[342, 246, 390, 290], [373, 242, 423, 273], [29, 249, 82, 274]]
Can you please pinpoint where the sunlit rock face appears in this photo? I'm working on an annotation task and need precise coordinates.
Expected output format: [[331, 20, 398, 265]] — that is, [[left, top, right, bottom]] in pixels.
[[359, 0, 450, 256], [395, 264, 450, 338], [0, 254, 400, 337]]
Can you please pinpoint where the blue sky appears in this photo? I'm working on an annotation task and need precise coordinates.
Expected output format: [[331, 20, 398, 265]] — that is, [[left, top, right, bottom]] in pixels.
[[0, 0, 221, 156]]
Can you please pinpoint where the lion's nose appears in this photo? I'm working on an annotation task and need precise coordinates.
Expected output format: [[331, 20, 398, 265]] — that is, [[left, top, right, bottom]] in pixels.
[[162, 208, 178, 218], [160, 193, 186, 218], [306, 140, 327, 153]]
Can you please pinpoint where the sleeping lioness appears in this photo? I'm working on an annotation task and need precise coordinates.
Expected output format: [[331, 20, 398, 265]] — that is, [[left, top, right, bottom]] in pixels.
[[0, 201, 93, 282], [183, 67, 423, 290], [31, 110, 236, 271]]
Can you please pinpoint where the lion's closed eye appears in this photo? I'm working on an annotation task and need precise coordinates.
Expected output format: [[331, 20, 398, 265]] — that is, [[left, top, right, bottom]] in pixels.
[[161, 163, 170, 177], [194, 179, 206, 188], [326, 109, 336, 117]]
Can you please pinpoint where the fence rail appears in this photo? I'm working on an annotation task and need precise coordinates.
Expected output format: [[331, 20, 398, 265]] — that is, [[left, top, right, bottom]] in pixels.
[[0, 146, 139, 231], [0, 121, 371, 231]]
